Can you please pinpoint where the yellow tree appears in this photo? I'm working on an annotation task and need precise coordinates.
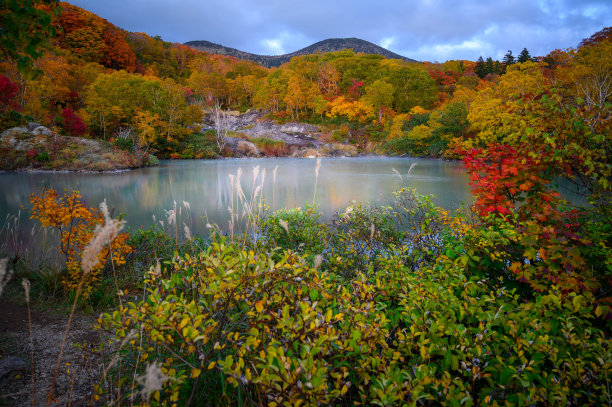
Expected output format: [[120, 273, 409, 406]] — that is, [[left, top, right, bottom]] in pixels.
[[327, 96, 375, 123], [363, 79, 394, 122], [468, 62, 551, 147], [569, 40, 612, 109], [134, 109, 162, 152]]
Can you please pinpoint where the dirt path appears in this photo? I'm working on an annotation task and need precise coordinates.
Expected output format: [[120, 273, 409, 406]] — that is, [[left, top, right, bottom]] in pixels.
[[0, 301, 103, 406]]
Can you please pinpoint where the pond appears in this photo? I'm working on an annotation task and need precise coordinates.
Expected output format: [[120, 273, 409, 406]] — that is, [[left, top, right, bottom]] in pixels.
[[0, 157, 473, 239]]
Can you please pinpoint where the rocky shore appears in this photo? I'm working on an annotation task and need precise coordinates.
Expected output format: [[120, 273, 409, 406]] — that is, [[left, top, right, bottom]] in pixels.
[[0, 123, 158, 172], [202, 110, 360, 158]]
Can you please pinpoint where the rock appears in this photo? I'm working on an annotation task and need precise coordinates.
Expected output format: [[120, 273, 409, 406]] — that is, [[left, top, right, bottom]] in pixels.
[[236, 140, 261, 157], [0, 356, 28, 378], [27, 122, 41, 131], [0, 127, 29, 147], [279, 123, 319, 134], [31, 126, 52, 137]]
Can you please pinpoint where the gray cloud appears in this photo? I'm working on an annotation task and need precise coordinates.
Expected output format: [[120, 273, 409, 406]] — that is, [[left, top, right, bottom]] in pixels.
[[69, 0, 611, 61]]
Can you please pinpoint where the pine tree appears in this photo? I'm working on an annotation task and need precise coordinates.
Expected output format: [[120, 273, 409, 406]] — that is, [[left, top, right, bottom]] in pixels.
[[518, 48, 532, 63], [485, 57, 494, 76], [502, 50, 515, 66], [493, 60, 503, 75], [475, 56, 486, 78]]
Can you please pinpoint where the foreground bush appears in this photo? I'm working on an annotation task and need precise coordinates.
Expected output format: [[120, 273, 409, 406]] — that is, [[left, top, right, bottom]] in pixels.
[[97, 200, 611, 406]]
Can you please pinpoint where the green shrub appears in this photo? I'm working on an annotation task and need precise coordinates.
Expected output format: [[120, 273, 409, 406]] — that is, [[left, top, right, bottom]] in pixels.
[[98, 235, 611, 406], [0, 110, 29, 131], [258, 205, 328, 260], [35, 151, 50, 162], [95, 189, 610, 406], [112, 137, 134, 151]]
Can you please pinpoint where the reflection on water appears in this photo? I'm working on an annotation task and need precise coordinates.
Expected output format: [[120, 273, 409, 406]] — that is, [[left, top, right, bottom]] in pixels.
[[0, 157, 473, 237]]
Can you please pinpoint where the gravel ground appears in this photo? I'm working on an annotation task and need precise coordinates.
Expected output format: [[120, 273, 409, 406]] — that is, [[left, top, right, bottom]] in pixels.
[[0, 301, 103, 406]]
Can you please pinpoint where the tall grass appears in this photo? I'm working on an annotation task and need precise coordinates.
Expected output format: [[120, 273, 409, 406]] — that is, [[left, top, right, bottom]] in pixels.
[[227, 165, 268, 243]]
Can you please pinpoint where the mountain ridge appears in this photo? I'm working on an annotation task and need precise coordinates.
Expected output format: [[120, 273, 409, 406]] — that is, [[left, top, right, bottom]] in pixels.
[[184, 37, 417, 67]]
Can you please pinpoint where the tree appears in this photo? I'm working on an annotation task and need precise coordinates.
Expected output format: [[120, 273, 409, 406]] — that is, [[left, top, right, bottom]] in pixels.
[[363, 79, 394, 122], [0, 75, 19, 112], [388, 66, 438, 112], [502, 50, 515, 66], [434, 101, 468, 139], [61, 107, 86, 136], [474, 56, 486, 78], [0, 0, 60, 75], [485, 57, 495, 75], [517, 48, 532, 63], [570, 40, 612, 109], [213, 103, 230, 153], [578, 26, 611, 48]]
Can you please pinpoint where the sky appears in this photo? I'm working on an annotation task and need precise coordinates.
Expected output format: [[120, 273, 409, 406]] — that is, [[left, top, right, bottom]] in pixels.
[[68, 0, 611, 62]]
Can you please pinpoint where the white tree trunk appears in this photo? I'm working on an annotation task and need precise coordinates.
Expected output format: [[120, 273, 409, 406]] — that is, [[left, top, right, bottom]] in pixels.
[[213, 104, 230, 153]]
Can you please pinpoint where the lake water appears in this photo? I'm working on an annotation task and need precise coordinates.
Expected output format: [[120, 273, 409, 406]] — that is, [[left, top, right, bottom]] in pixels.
[[0, 157, 473, 238]]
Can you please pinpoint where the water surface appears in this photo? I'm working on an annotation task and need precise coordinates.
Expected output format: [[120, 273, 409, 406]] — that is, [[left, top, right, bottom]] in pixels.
[[0, 157, 472, 237]]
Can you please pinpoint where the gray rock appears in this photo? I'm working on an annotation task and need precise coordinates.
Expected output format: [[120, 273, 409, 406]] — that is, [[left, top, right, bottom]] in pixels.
[[27, 122, 41, 131], [0, 127, 29, 146], [279, 123, 319, 134], [31, 126, 52, 137], [0, 356, 28, 378], [236, 140, 261, 157]]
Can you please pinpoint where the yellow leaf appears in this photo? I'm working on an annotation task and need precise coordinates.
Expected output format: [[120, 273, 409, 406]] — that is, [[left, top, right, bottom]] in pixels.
[[178, 317, 189, 330], [255, 301, 263, 313], [207, 361, 216, 370], [191, 368, 201, 378]]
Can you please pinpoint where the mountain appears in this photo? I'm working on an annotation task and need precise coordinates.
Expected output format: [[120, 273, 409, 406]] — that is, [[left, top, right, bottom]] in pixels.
[[184, 37, 417, 67]]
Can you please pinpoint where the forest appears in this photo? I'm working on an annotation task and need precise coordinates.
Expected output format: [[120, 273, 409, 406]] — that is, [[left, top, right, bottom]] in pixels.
[[0, 1, 611, 406]]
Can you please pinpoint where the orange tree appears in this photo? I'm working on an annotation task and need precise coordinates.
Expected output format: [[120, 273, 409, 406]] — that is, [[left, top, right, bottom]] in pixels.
[[30, 188, 130, 298]]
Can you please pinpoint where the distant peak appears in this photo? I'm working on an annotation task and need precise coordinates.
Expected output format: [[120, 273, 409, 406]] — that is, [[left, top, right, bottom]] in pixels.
[[185, 37, 416, 67]]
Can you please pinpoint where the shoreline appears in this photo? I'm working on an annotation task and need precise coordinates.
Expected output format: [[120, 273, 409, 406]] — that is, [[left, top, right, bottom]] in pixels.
[[0, 154, 459, 174]]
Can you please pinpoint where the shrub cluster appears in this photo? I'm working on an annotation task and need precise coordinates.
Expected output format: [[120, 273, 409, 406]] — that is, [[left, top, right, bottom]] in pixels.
[[96, 190, 610, 406]]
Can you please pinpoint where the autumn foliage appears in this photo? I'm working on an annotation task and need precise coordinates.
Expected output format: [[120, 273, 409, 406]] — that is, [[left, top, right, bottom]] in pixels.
[[60, 107, 87, 136], [0, 75, 19, 111], [56, 2, 136, 72], [29, 189, 130, 298]]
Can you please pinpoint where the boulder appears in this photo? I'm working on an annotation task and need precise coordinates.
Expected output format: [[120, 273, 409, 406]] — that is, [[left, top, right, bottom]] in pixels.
[[279, 122, 319, 134], [27, 122, 41, 131], [0, 356, 28, 378], [31, 126, 52, 137], [0, 127, 30, 148], [237, 140, 261, 157]]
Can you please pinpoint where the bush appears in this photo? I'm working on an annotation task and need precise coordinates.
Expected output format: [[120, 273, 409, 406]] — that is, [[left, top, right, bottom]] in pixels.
[[258, 205, 328, 259], [112, 136, 134, 151], [35, 151, 50, 162], [252, 137, 289, 157], [98, 233, 611, 406], [60, 108, 87, 137], [177, 131, 218, 159], [0, 110, 29, 131]]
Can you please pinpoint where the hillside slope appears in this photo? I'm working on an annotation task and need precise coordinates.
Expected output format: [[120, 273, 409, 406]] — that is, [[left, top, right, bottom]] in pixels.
[[184, 37, 417, 67]]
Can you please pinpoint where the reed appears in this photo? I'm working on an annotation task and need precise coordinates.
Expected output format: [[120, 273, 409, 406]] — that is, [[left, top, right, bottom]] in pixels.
[[21, 278, 35, 406], [312, 157, 321, 204], [47, 200, 125, 405]]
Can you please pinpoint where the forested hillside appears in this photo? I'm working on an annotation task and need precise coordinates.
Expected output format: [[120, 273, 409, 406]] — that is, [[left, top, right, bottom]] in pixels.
[[1, 2, 609, 163]]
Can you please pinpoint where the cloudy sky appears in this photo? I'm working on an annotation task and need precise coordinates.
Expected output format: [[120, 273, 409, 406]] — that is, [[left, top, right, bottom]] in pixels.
[[68, 0, 610, 62]]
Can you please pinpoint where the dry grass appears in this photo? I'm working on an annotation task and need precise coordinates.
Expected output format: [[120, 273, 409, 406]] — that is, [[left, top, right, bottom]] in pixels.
[[48, 199, 126, 405]]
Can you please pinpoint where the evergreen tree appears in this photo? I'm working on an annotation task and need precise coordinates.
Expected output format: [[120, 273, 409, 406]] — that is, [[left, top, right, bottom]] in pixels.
[[502, 50, 516, 66], [493, 60, 503, 75], [485, 57, 494, 76], [475, 56, 486, 78], [518, 48, 532, 63]]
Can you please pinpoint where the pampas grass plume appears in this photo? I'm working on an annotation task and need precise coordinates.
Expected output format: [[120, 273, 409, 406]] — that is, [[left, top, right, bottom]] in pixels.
[[81, 200, 125, 274]]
